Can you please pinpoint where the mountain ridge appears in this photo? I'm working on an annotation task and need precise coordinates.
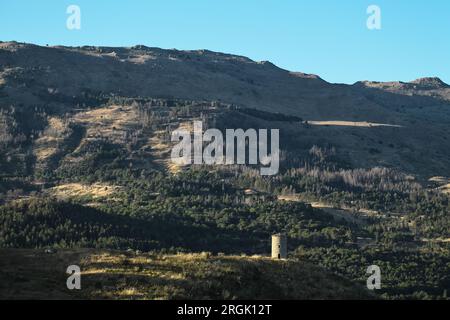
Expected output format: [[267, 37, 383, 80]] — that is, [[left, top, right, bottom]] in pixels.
[[1, 41, 449, 122], [2, 41, 447, 86], [1, 41, 450, 176]]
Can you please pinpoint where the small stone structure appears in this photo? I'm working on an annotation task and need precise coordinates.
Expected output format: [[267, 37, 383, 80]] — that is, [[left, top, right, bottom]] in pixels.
[[271, 233, 287, 259]]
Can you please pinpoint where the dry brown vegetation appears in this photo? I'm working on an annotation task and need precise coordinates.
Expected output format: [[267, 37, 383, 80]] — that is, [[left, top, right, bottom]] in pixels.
[[308, 120, 403, 128], [429, 176, 450, 194], [49, 183, 122, 200], [34, 117, 68, 161], [2, 42, 450, 176], [0, 249, 373, 300], [72, 105, 139, 145]]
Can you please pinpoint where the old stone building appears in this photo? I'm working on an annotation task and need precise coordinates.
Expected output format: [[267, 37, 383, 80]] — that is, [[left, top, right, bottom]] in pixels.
[[271, 233, 287, 259]]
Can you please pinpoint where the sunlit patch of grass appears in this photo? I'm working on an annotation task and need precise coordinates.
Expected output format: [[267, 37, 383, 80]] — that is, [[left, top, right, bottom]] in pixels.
[[308, 120, 403, 128], [0, 249, 373, 300], [49, 183, 122, 200]]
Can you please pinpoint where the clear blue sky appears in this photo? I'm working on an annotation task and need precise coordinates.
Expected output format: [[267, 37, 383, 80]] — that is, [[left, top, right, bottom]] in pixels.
[[1, 0, 449, 84]]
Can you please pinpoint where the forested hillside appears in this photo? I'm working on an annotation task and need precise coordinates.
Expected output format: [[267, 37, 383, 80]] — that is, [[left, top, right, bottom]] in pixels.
[[0, 43, 449, 300]]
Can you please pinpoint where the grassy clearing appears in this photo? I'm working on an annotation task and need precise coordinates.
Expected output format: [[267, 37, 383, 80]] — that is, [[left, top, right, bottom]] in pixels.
[[308, 120, 403, 128], [71, 105, 139, 149], [428, 177, 450, 194], [148, 121, 195, 174], [441, 185, 450, 194], [49, 183, 122, 200], [33, 117, 68, 161]]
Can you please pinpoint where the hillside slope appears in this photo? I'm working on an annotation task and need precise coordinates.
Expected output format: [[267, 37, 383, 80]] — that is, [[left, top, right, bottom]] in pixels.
[[1, 42, 450, 176], [1, 41, 449, 121], [0, 249, 373, 300]]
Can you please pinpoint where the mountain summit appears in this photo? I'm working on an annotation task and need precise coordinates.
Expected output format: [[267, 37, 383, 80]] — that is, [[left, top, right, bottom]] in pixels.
[[410, 77, 449, 89]]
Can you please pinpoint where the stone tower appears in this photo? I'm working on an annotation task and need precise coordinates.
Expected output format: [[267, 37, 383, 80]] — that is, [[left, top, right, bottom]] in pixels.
[[271, 233, 287, 259]]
